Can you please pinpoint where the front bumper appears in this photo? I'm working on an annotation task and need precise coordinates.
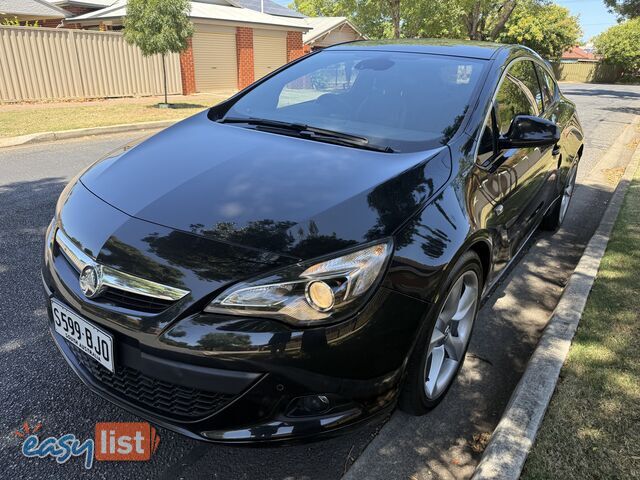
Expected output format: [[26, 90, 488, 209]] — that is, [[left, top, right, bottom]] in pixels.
[[43, 251, 428, 444]]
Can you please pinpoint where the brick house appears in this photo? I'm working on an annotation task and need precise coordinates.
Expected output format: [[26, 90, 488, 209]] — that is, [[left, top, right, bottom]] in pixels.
[[67, 0, 311, 95], [560, 46, 601, 64]]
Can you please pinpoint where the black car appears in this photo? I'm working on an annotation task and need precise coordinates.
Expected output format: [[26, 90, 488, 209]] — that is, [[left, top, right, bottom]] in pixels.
[[43, 40, 583, 443]]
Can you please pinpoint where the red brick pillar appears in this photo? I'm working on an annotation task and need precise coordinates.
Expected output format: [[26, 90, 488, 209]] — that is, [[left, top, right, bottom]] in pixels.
[[236, 27, 254, 90], [180, 38, 196, 95], [287, 31, 304, 62]]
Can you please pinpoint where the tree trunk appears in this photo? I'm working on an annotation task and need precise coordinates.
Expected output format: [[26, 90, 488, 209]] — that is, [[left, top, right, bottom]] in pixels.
[[390, 0, 401, 39], [162, 53, 168, 105], [467, 1, 483, 41], [488, 0, 518, 41]]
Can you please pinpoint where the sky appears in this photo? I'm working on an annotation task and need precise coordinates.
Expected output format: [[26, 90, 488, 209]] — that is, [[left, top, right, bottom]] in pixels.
[[555, 0, 619, 41], [274, 0, 619, 43]]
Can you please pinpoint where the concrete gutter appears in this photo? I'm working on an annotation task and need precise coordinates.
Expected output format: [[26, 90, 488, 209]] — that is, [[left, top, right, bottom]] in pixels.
[[0, 120, 176, 149], [472, 144, 640, 480]]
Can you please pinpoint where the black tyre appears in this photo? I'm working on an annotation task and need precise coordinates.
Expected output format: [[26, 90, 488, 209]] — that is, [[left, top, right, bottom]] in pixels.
[[399, 251, 483, 415]]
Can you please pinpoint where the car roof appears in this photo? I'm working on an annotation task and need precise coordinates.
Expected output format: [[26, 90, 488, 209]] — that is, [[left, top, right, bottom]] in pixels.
[[326, 39, 508, 60]]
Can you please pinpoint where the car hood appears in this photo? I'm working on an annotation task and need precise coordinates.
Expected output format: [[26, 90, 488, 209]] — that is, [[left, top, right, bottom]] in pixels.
[[81, 111, 451, 259]]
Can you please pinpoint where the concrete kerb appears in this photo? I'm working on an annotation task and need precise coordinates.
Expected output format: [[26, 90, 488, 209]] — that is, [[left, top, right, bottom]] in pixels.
[[0, 120, 176, 149]]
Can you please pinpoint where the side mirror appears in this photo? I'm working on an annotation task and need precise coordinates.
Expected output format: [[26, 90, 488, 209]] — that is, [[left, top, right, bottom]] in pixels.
[[499, 115, 560, 150]]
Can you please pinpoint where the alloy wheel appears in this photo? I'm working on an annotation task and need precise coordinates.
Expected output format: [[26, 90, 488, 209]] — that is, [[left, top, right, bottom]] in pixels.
[[424, 270, 479, 400]]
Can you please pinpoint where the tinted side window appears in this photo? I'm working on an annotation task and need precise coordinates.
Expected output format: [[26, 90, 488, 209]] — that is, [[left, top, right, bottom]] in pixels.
[[509, 60, 543, 113], [477, 109, 497, 164], [538, 65, 558, 106], [495, 76, 535, 135], [535, 64, 553, 108]]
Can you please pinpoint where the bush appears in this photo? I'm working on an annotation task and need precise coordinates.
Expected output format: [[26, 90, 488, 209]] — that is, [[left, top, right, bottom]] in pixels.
[[594, 18, 640, 76]]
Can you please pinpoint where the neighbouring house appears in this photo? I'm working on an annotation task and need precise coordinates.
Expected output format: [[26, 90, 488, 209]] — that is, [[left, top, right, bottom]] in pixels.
[[66, 0, 311, 94], [561, 46, 601, 63], [0, 0, 68, 23], [41, 0, 114, 27], [302, 16, 365, 51]]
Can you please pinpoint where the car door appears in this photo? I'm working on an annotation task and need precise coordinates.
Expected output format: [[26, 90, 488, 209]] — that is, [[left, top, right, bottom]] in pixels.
[[473, 59, 556, 272]]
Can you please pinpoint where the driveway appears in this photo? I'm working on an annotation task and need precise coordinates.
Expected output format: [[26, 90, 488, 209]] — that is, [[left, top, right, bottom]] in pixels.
[[1, 83, 639, 479]]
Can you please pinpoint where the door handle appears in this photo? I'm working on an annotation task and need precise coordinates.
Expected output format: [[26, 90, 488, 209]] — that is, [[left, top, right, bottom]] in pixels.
[[495, 204, 504, 216]]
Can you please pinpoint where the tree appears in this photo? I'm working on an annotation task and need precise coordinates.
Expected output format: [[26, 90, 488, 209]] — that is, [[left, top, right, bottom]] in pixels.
[[594, 18, 640, 74], [604, 0, 640, 19], [124, 0, 194, 106], [462, 0, 521, 41], [291, 0, 466, 39], [291, 0, 547, 41], [401, 1, 466, 38], [291, 0, 402, 38], [498, 2, 581, 58], [1, 16, 40, 26]]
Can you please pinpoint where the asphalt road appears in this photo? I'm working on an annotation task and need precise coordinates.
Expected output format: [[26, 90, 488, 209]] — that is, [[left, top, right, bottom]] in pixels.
[[1, 83, 639, 479]]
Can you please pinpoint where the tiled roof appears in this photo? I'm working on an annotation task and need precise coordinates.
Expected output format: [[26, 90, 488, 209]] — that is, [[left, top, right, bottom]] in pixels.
[[562, 46, 597, 60]]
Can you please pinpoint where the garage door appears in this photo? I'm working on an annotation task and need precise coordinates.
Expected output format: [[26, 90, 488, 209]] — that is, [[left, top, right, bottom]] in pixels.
[[192, 25, 237, 92], [253, 29, 287, 80]]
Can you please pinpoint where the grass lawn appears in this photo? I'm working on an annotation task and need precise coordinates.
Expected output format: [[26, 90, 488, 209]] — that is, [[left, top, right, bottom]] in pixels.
[[522, 164, 640, 479], [0, 93, 232, 138]]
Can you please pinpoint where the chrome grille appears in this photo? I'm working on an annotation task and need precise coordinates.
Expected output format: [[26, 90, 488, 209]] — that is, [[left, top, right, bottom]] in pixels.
[[54, 228, 189, 314]]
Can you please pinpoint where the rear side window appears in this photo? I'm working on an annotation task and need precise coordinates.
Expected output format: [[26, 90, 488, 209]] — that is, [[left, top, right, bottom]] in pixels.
[[509, 60, 543, 113], [536, 64, 558, 108]]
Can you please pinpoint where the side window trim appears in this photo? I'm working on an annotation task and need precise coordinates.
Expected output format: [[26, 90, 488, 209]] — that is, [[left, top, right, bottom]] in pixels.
[[474, 56, 543, 167]]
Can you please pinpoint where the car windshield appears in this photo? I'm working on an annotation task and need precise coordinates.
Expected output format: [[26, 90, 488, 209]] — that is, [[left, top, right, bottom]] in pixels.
[[222, 50, 487, 152]]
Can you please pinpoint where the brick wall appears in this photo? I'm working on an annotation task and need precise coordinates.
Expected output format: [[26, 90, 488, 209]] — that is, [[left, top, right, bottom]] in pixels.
[[39, 6, 96, 29], [39, 19, 64, 28], [179, 38, 196, 95], [286, 31, 304, 62], [236, 27, 254, 90]]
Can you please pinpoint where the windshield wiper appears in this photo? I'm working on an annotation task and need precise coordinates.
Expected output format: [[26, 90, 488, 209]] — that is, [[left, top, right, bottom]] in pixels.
[[219, 116, 308, 131], [218, 116, 395, 153]]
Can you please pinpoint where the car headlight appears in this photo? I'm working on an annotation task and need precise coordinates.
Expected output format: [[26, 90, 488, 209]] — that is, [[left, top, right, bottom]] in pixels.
[[204, 240, 393, 326]]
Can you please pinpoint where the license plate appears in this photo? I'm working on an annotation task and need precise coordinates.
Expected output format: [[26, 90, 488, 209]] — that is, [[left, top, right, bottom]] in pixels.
[[51, 299, 114, 372]]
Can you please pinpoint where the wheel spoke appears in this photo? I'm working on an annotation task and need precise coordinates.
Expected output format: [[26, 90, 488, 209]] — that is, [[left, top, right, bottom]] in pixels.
[[438, 359, 458, 390], [429, 327, 446, 348], [452, 285, 476, 321], [441, 278, 463, 322], [425, 346, 445, 397], [445, 334, 465, 361]]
